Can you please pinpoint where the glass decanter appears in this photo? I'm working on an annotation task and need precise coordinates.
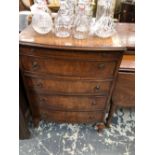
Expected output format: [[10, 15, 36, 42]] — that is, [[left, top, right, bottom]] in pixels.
[[94, 0, 115, 38], [67, 0, 76, 28], [73, 3, 90, 39], [54, 0, 72, 38], [32, 10, 53, 34], [31, 1, 53, 35]]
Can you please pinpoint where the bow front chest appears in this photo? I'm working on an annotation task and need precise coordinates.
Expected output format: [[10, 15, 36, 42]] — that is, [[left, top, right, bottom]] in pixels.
[[19, 25, 125, 127]]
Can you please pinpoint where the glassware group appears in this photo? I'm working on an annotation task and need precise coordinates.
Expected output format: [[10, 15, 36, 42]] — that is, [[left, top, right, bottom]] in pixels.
[[32, 0, 115, 39]]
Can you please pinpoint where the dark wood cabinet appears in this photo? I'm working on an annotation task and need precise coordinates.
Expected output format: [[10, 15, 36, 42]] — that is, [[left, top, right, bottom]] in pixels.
[[116, 55, 135, 107], [120, 1, 135, 23], [104, 24, 135, 127], [106, 55, 135, 126], [19, 25, 127, 128], [20, 46, 123, 126], [113, 71, 135, 107], [19, 23, 135, 130]]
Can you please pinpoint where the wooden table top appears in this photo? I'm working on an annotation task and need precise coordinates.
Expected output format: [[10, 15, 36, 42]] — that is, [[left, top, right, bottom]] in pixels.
[[19, 23, 134, 52], [115, 23, 135, 50], [120, 55, 135, 71]]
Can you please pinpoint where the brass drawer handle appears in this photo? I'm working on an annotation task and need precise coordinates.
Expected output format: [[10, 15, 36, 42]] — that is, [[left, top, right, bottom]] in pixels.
[[36, 80, 43, 88], [101, 53, 107, 57], [32, 61, 39, 70], [89, 116, 95, 120], [92, 99, 96, 105], [30, 48, 35, 52], [94, 84, 100, 92], [40, 97, 47, 103], [98, 63, 105, 69]]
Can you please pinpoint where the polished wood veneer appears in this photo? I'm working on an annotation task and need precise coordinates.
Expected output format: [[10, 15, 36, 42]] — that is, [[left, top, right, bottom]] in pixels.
[[19, 23, 134, 128], [113, 71, 135, 107], [24, 75, 112, 95], [30, 94, 107, 111], [106, 55, 135, 127], [20, 48, 123, 126], [21, 55, 117, 78], [40, 110, 104, 123], [116, 55, 135, 107]]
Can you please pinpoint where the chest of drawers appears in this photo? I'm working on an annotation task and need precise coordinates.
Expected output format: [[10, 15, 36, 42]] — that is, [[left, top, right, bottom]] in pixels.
[[19, 25, 125, 128]]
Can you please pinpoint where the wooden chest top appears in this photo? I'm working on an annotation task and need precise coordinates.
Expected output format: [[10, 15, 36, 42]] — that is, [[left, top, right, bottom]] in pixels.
[[19, 23, 134, 52], [19, 23, 134, 126]]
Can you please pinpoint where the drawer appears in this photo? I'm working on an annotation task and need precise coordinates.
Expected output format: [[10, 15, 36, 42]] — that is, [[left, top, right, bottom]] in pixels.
[[112, 71, 135, 107], [30, 94, 107, 111], [39, 110, 104, 123], [20, 55, 116, 78], [25, 76, 112, 95], [20, 46, 122, 61]]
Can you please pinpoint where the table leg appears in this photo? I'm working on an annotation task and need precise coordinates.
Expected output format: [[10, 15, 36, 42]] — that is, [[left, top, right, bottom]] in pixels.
[[106, 100, 117, 128]]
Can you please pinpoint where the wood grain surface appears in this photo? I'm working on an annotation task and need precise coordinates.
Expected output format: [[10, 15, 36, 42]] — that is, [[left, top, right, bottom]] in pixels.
[[19, 23, 129, 127], [120, 55, 135, 71], [19, 23, 134, 52]]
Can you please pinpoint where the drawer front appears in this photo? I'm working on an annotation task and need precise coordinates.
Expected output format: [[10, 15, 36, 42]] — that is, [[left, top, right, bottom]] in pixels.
[[31, 94, 107, 111], [40, 110, 104, 123], [20, 46, 122, 61], [20, 55, 116, 78], [25, 76, 111, 95], [112, 72, 135, 107]]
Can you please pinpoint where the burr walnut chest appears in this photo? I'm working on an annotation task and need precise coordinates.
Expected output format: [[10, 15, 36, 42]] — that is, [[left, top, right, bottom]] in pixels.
[[19, 24, 129, 127]]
